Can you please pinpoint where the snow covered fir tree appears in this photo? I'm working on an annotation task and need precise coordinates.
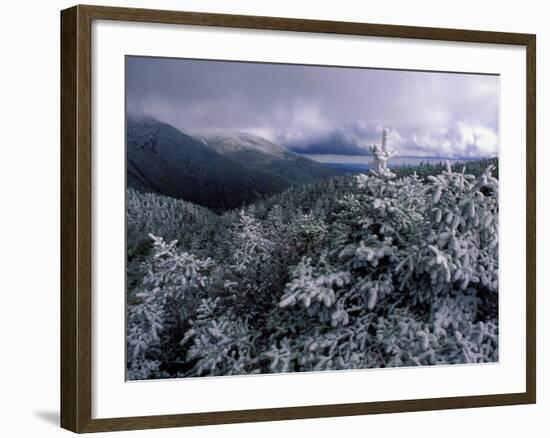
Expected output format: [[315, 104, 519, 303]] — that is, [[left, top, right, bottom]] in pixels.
[[126, 125, 499, 380]]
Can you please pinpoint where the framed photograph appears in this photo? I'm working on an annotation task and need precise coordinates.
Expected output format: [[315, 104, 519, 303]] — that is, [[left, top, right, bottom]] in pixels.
[[60, 4, 536, 433]]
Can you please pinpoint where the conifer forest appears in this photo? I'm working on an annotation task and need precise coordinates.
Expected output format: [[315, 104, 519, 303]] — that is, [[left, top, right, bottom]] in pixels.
[[126, 133, 499, 380]]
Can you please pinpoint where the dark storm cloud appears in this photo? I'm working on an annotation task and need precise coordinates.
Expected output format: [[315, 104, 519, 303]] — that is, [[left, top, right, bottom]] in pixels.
[[126, 56, 499, 158]]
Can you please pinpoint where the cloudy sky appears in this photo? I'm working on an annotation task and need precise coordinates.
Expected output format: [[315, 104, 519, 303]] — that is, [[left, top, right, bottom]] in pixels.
[[126, 56, 499, 158]]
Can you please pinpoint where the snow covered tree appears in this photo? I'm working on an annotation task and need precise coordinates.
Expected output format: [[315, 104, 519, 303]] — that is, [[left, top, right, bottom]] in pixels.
[[268, 136, 498, 372], [126, 234, 213, 379], [180, 298, 260, 376], [229, 211, 274, 274], [369, 128, 397, 179]]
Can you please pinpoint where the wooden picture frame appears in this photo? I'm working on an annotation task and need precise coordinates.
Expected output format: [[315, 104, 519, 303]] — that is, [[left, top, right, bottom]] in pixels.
[[61, 4, 536, 433]]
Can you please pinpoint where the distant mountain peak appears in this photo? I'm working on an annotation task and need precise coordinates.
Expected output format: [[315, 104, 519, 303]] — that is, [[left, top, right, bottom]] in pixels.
[[196, 130, 289, 159]]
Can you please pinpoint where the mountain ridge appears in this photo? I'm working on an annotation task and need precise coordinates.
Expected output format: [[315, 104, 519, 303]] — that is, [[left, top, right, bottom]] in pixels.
[[196, 130, 337, 192], [126, 117, 337, 210]]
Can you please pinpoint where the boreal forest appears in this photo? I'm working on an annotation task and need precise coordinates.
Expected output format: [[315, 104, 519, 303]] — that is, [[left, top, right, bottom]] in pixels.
[[126, 118, 499, 380]]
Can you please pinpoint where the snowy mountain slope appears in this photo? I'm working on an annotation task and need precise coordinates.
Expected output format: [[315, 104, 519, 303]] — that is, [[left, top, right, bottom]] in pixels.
[[197, 131, 338, 191], [196, 131, 288, 158], [127, 118, 338, 210], [127, 117, 264, 210]]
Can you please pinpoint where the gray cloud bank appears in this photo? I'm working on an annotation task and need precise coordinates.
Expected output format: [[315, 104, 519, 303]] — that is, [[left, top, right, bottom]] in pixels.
[[126, 56, 499, 158]]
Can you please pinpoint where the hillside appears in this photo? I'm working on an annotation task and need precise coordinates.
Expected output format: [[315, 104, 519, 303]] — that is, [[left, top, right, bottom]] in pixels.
[[127, 118, 337, 210], [127, 117, 265, 210], [197, 131, 338, 194]]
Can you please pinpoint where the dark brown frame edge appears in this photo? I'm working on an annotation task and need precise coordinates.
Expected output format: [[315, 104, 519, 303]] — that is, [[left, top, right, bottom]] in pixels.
[[60, 4, 536, 433]]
